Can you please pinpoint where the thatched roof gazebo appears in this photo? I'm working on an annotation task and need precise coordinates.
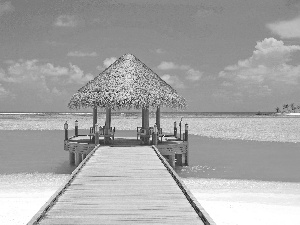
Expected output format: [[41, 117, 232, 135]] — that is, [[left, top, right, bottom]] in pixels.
[[68, 53, 186, 143]]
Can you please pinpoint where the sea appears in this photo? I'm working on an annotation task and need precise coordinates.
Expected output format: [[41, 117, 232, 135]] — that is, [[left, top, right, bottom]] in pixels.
[[1, 112, 300, 225]]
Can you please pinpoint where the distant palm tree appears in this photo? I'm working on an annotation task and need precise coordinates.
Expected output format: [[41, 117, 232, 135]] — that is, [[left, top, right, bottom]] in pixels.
[[275, 107, 280, 113], [290, 103, 296, 112], [283, 104, 289, 113]]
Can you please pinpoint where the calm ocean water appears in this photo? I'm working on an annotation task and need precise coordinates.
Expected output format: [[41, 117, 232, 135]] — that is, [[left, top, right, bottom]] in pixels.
[[2, 111, 300, 142], [1, 112, 300, 224]]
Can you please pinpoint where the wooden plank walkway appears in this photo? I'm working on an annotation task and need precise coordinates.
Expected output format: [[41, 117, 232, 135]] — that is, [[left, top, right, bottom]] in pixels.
[[28, 146, 214, 225]]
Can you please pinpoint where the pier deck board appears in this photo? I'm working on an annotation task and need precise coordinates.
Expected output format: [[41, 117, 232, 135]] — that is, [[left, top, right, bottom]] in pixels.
[[35, 146, 205, 224]]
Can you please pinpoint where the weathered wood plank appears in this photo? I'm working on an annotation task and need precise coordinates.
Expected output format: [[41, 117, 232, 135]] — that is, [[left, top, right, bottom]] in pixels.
[[30, 146, 210, 225]]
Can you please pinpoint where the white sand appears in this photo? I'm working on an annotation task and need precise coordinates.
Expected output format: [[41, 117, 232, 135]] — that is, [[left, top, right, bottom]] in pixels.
[[0, 173, 68, 225], [200, 201, 300, 225], [1, 179, 299, 225], [0, 190, 56, 225], [184, 178, 300, 225]]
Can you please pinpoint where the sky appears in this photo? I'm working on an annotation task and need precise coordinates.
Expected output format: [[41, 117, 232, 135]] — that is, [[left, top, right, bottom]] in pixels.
[[1, 0, 300, 112]]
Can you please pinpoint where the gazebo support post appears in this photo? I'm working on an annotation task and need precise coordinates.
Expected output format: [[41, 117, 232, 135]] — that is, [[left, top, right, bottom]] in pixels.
[[144, 107, 150, 145], [156, 106, 160, 131], [105, 107, 111, 144], [142, 108, 145, 129], [93, 106, 97, 129]]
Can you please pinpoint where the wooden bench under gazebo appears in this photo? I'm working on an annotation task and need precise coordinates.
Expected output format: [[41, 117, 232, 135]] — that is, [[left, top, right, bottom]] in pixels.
[[64, 53, 189, 168]]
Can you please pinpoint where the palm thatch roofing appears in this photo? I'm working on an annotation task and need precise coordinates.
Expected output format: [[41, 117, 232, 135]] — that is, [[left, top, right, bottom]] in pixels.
[[68, 53, 186, 110]]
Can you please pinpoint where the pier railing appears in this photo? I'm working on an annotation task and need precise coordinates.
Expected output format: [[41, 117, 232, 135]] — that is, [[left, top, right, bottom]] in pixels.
[[28, 145, 100, 225], [63, 119, 189, 167], [152, 145, 215, 225]]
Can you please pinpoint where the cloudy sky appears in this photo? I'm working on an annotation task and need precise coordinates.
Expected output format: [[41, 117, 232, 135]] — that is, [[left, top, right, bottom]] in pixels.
[[1, 0, 300, 112]]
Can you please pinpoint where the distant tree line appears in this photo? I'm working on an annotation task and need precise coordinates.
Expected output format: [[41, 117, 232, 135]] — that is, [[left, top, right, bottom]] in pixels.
[[276, 103, 300, 113]]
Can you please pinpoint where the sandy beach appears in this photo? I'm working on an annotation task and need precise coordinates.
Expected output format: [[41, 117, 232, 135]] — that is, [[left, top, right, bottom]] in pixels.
[[184, 178, 300, 225], [0, 173, 68, 225], [0, 129, 300, 224]]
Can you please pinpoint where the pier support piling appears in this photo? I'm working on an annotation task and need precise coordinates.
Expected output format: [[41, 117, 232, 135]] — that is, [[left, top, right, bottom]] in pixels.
[[182, 153, 186, 165], [169, 154, 175, 168], [75, 153, 82, 166], [175, 154, 182, 166], [69, 152, 75, 165]]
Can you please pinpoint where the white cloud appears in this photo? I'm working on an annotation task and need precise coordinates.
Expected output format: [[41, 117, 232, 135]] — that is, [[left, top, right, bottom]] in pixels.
[[51, 87, 62, 95], [0, 60, 95, 108], [0, 1, 14, 16], [186, 69, 202, 81], [0, 68, 15, 82], [96, 57, 118, 71], [267, 16, 300, 39], [150, 48, 165, 54], [67, 51, 98, 57], [68, 64, 94, 84], [7, 60, 70, 81], [0, 59, 93, 85], [219, 38, 300, 97], [157, 61, 190, 70], [54, 15, 78, 27], [160, 74, 185, 89], [155, 48, 165, 54], [157, 61, 202, 83], [0, 83, 11, 99], [96, 65, 105, 71], [103, 57, 117, 68]]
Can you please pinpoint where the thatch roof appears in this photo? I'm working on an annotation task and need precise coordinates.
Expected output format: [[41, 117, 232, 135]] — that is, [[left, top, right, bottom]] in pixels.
[[68, 53, 186, 110]]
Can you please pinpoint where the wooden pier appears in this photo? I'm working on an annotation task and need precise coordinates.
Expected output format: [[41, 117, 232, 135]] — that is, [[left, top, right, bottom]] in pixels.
[[28, 145, 215, 225]]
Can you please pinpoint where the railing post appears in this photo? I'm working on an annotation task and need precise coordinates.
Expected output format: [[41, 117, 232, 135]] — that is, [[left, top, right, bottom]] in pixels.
[[174, 121, 177, 138], [75, 120, 78, 137], [152, 124, 158, 145], [185, 123, 189, 166], [64, 121, 68, 140], [65, 121, 75, 165], [179, 120, 182, 140], [185, 123, 188, 141]]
